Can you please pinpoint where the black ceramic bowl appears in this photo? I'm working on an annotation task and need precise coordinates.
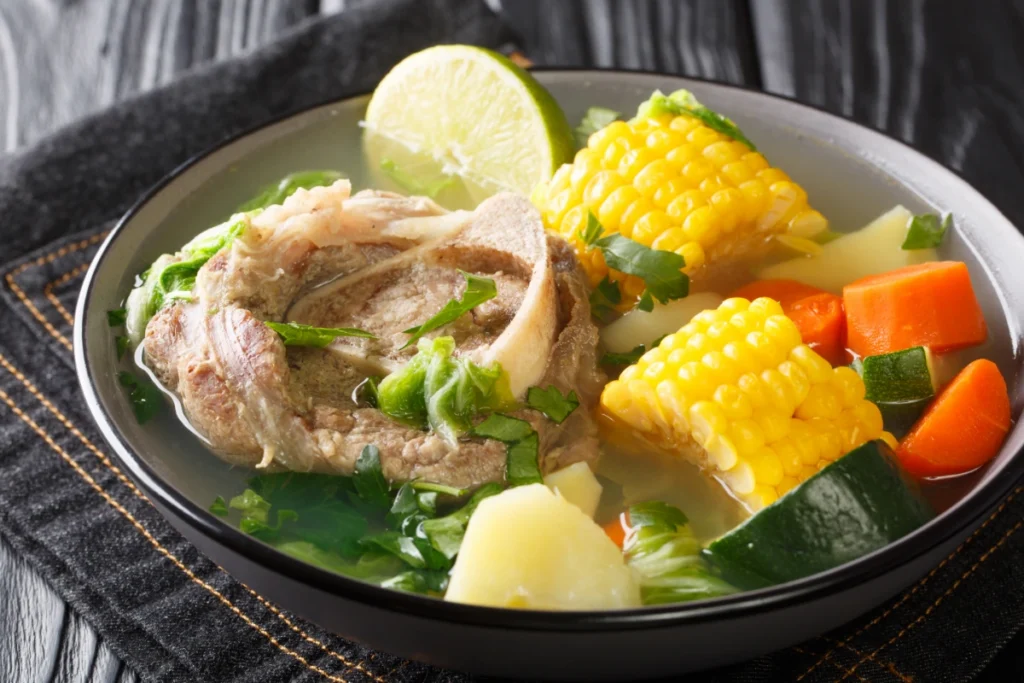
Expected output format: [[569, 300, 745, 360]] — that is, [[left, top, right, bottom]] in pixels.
[[74, 70, 1024, 680]]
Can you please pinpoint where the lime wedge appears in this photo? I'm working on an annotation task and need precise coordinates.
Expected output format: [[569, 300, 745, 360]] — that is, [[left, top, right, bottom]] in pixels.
[[363, 45, 574, 203]]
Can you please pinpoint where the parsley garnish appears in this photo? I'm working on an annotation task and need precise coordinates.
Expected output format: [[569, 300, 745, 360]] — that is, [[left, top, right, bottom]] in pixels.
[[902, 213, 950, 250], [589, 276, 622, 321], [472, 414, 542, 486], [353, 445, 390, 509], [636, 89, 756, 151], [402, 272, 497, 348], [265, 321, 375, 347], [107, 308, 127, 327], [117, 371, 162, 424], [115, 336, 130, 360], [209, 496, 229, 516], [526, 386, 580, 424]]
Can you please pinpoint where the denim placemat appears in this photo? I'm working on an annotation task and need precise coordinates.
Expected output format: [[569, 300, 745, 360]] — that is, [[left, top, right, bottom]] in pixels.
[[1, 2, 1022, 681]]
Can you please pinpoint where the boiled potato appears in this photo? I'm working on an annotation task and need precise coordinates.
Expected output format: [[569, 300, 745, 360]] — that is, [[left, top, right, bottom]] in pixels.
[[757, 206, 938, 292], [445, 484, 641, 610], [544, 461, 602, 518], [600, 292, 724, 353]]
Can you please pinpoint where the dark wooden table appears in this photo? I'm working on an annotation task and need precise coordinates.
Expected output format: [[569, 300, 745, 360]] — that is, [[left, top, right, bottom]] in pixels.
[[3, 1, 1023, 680]]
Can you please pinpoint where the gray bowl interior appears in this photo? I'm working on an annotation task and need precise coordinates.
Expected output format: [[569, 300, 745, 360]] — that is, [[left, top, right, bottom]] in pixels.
[[77, 71, 1024, 601]]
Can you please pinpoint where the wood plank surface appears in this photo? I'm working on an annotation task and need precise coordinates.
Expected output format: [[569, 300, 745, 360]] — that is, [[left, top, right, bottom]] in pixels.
[[1, 0, 1022, 681]]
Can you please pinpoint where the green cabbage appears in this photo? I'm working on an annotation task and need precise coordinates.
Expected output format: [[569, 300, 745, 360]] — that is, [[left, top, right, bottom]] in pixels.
[[377, 336, 515, 444]]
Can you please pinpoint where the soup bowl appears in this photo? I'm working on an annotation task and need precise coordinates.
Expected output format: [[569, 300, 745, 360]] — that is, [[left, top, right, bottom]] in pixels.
[[74, 69, 1024, 680]]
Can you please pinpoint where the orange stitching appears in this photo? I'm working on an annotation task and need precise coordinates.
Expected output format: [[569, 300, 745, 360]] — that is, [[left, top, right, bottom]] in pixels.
[[791, 646, 869, 682], [824, 638, 912, 682], [839, 520, 1023, 681], [43, 262, 90, 327], [0, 352, 389, 683], [797, 487, 1022, 681], [4, 232, 107, 351], [0, 354, 148, 502], [0, 385, 355, 683]]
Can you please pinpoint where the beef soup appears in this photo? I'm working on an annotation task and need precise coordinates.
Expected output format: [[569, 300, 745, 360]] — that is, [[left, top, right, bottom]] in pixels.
[[103, 48, 1015, 611]]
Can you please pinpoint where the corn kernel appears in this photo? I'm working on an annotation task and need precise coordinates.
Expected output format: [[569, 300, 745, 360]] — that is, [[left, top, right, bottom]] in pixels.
[[582, 170, 623, 208], [790, 345, 834, 384], [682, 158, 715, 184], [689, 400, 728, 446], [618, 147, 659, 181], [618, 198, 653, 239], [729, 419, 766, 456], [597, 184, 641, 233], [714, 384, 753, 420], [749, 446, 784, 487], [652, 177, 693, 209], [632, 210, 673, 245], [832, 366, 866, 406], [651, 227, 688, 253]]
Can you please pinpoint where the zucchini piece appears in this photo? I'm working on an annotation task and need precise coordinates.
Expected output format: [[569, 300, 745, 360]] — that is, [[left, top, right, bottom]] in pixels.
[[705, 440, 933, 587], [861, 346, 937, 437]]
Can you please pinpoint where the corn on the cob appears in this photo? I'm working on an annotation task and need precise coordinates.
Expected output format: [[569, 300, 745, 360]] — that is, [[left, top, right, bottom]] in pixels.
[[532, 94, 827, 299], [600, 297, 893, 511]]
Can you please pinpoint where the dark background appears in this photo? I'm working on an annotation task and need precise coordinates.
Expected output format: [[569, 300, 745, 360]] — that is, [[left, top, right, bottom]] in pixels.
[[2, 1, 1023, 680]]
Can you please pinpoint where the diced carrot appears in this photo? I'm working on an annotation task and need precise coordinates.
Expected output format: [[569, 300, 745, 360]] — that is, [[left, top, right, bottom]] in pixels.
[[897, 359, 1011, 477], [730, 280, 846, 365], [843, 261, 986, 357], [786, 292, 846, 366], [602, 512, 630, 548], [730, 279, 826, 309]]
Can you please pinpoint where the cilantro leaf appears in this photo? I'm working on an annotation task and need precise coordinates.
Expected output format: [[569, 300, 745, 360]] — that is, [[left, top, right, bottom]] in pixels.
[[595, 231, 689, 304], [117, 371, 163, 424], [628, 500, 689, 530], [360, 531, 450, 570], [578, 211, 604, 246], [472, 414, 542, 486], [589, 276, 622, 321], [355, 376, 380, 408], [353, 445, 390, 509], [526, 386, 580, 424], [636, 89, 756, 151], [380, 159, 456, 198], [237, 170, 345, 212], [209, 496, 228, 516], [402, 272, 497, 348], [265, 321, 375, 347], [115, 336, 130, 360], [411, 481, 468, 497], [107, 308, 127, 327], [601, 344, 647, 367], [637, 290, 655, 312], [575, 106, 621, 148], [381, 569, 450, 595], [902, 213, 950, 250], [419, 482, 503, 559]]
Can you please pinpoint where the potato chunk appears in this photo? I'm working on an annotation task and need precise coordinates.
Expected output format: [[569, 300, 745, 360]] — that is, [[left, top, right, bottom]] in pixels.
[[445, 484, 641, 610], [544, 461, 602, 518]]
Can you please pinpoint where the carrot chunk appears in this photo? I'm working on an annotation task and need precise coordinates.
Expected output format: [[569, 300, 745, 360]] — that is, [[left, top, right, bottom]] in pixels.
[[843, 261, 986, 357], [731, 280, 846, 365], [730, 279, 826, 309], [602, 513, 630, 548], [786, 292, 846, 366], [897, 359, 1011, 477]]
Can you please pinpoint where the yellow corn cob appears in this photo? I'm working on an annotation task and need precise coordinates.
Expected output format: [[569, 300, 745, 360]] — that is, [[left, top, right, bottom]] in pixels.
[[599, 297, 893, 511], [532, 111, 826, 298]]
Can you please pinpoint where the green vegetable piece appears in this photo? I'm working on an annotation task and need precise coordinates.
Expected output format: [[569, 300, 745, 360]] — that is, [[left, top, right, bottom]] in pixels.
[[629, 500, 689, 529], [411, 481, 468, 497], [228, 489, 280, 536], [381, 569, 450, 594], [380, 159, 456, 198], [636, 290, 655, 312], [402, 271, 497, 348], [705, 440, 934, 587], [378, 336, 514, 443], [117, 371, 163, 424], [355, 376, 381, 408], [360, 531, 450, 570], [577, 211, 604, 246], [861, 346, 937, 437], [237, 170, 345, 212], [419, 482, 503, 559], [472, 414, 542, 486], [589, 276, 622, 321], [353, 445, 390, 508], [595, 231, 689, 304], [265, 321, 375, 347], [601, 344, 646, 367], [624, 501, 736, 605], [862, 346, 936, 404], [526, 385, 580, 424], [901, 213, 950, 250], [209, 496, 228, 516], [575, 106, 621, 148], [107, 308, 127, 327], [243, 473, 368, 557], [115, 336, 130, 360], [635, 89, 756, 151], [274, 542, 403, 580]]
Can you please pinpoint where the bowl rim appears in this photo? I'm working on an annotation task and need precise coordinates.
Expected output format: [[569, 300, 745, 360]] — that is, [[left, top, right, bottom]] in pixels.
[[75, 66, 1024, 632]]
